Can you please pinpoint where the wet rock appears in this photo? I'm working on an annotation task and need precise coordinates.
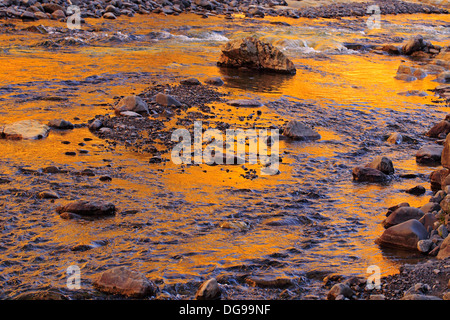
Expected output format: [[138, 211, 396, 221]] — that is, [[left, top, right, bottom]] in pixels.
[[180, 78, 201, 85], [426, 118, 450, 138], [382, 207, 425, 229], [155, 92, 182, 107], [365, 156, 394, 175], [37, 190, 60, 199], [88, 119, 103, 131], [326, 283, 354, 300], [195, 278, 221, 300], [0, 177, 12, 184], [56, 200, 116, 218], [93, 266, 158, 298], [13, 289, 69, 300], [205, 77, 224, 86], [245, 277, 293, 288], [1, 120, 50, 140], [381, 44, 401, 55], [48, 119, 74, 130], [406, 185, 426, 196], [352, 167, 388, 183], [436, 71, 450, 84], [217, 36, 296, 74], [376, 219, 429, 251], [282, 120, 320, 141], [114, 95, 149, 115], [387, 132, 402, 144], [430, 168, 449, 191], [402, 35, 425, 56], [227, 99, 262, 108], [415, 144, 443, 165], [219, 221, 249, 230]]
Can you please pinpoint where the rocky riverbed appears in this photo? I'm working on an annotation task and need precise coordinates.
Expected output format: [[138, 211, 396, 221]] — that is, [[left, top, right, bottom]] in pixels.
[[0, 1, 449, 301]]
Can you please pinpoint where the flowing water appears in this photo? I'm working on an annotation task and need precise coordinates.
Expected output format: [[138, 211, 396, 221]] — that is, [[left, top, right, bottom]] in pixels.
[[0, 12, 449, 299]]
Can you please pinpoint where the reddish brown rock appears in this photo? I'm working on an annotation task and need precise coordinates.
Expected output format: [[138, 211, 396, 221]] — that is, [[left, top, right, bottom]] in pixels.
[[217, 37, 296, 74], [93, 266, 158, 298]]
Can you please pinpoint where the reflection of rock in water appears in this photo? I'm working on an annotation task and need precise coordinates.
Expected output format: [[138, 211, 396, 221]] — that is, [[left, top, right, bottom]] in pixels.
[[218, 67, 295, 94]]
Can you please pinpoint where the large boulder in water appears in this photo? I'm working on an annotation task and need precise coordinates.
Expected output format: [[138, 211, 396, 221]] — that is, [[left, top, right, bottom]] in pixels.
[[217, 37, 296, 74], [375, 219, 428, 251], [382, 207, 425, 229], [1, 120, 50, 140]]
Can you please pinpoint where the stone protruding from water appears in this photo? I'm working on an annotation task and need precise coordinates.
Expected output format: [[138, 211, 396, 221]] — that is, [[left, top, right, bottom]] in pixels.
[[217, 37, 296, 75], [93, 266, 158, 298], [1, 120, 50, 140]]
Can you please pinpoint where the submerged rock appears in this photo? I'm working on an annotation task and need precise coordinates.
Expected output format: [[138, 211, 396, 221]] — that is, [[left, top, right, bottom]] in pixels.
[[56, 200, 116, 218], [282, 120, 320, 141], [1, 120, 50, 140], [217, 37, 296, 74], [227, 99, 262, 107]]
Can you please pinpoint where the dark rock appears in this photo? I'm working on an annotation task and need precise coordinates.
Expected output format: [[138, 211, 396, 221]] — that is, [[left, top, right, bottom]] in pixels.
[[406, 185, 426, 196], [180, 78, 201, 85], [376, 219, 429, 251], [416, 144, 443, 165], [382, 207, 425, 229], [155, 93, 182, 107], [56, 200, 116, 217], [204, 77, 224, 86], [352, 167, 388, 183], [426, 119, 450, 138], [402, 35, 425, 56], [365, 156, 394, 175], [282, 120, 320, 141], [48, 119, 74, 130]]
